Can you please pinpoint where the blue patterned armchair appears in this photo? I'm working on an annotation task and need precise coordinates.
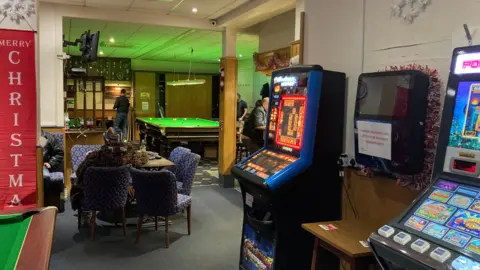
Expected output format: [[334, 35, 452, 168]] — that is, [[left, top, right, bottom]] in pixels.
[[168, 146, 191, 190], [167, 146, 191, 174], [70, 144, 102, 184], [83, 166, 131, 241], [130, 167, 192, 247], [176, 152, 200, 196]]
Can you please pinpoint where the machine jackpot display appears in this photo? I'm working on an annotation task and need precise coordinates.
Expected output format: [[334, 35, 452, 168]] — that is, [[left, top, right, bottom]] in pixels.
[[231, 65, 346, 270], [369, 46, 480, 269]]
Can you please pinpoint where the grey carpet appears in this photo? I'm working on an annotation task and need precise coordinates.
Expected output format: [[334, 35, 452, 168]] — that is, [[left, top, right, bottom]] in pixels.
[[50, 186, 243, 270]]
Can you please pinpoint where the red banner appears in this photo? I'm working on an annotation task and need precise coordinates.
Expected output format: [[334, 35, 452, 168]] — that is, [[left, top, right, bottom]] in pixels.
[[0, 29, 37, 210]]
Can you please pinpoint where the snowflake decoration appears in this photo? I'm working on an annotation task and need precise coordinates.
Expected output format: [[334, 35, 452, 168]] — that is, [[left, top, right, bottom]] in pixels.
[[391, 0, 430, 23], [0, 0, 36, 25]]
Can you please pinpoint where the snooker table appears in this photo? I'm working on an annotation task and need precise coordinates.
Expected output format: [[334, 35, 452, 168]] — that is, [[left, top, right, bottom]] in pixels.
[[0, 207, 57, 270], [136, 117, 220, 155]]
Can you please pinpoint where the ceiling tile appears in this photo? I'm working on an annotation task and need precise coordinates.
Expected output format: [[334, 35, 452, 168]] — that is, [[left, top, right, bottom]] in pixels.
[[86, 0, 132, 10], [171, 0, 249, 19], [62, 17, 259, 63], [128, 0, 178, 14], [41, 0, 84, 5]]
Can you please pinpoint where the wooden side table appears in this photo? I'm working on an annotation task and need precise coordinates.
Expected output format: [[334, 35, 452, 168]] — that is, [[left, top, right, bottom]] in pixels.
[[302, 219, 382, 270]]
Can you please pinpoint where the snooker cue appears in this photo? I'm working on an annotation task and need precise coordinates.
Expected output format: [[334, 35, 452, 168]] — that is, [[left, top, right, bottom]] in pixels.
[[0, 211, 40, 225]]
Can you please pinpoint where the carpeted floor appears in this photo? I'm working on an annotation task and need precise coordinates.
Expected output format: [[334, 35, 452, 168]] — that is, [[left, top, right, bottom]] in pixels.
[[193, 159, 219, 186], [50, 186, 243, 270]]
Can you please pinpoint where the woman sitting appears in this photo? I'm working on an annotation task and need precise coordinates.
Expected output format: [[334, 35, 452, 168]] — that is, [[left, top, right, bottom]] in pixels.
[[70, 130, 148, 213]]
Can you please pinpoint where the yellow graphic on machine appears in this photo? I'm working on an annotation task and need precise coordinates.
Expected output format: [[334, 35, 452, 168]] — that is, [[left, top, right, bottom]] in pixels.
[[243, 239, 273, 270]]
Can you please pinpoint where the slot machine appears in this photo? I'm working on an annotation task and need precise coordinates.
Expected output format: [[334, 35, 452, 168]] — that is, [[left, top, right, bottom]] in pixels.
[[231, 65, 346, 270], [369, 46, 480, 269]]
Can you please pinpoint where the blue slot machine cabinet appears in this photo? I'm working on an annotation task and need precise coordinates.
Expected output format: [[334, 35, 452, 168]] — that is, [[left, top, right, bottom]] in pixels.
[[231, 65, 346, 270], [369, 46, 480, 269]]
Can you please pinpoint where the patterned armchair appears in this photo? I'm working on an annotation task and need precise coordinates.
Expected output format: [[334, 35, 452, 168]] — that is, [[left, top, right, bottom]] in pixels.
[[70, 144, 102, 184], [168, 146, 191, 174], [130, 167, 192, 247], [176, 152, 200, 196], [48, 131, 64, 146], [83, 166, 131, 241], [168, 146, 191, 190]]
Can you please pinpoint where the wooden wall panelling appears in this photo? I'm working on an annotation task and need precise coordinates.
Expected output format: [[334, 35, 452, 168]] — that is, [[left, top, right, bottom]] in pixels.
[[165, 74, 213, 118], [134, 72, 157, 118], [342, 169, 420, 224]]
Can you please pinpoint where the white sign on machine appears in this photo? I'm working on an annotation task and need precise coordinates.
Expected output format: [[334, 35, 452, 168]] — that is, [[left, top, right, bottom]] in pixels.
[[357, 120, 392, 160]]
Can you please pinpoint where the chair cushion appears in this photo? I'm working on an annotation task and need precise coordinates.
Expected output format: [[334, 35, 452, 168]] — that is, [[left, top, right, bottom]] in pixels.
[[176, 194, 191, 212], [45, 172, 64, 194], [49, 172, 64, 182]]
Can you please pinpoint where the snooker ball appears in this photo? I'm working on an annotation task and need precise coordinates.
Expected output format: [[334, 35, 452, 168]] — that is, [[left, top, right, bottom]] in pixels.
[[149, 118, 152, 120], [174, 118, 177, 121]]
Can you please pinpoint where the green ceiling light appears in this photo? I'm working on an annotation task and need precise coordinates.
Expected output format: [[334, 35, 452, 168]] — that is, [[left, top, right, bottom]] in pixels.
[[167, 79, 205, 86], [167, 48, 206, 87]]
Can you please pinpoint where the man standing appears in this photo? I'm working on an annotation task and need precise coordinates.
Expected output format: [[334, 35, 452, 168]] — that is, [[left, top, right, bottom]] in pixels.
[[237, 93, 248, 122], [114, 89, 130, 141], [242, 97, 269, 153]]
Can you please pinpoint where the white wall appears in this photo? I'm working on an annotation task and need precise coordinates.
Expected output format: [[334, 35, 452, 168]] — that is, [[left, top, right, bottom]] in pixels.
[[250, 9, 296, 53], [237, 59, 255, 109], [237, 58, 270, 110], [304, 0, 480, 155], [39, 2, 65, 127], [304, 0, 365, 155]]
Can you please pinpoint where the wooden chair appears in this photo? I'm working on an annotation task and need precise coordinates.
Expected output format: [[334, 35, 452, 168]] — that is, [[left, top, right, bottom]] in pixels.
[[83, 166, 131, 241], [130, 168, 192, 247]]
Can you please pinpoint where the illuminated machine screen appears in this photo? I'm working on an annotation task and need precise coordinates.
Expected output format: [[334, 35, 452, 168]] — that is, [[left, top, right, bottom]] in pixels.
[[275, 97, 306, 150], [236, 150, 297, 179], [268, 73, 308, 156], [444, 81, 480, 176], [400, 180, 480, 258]]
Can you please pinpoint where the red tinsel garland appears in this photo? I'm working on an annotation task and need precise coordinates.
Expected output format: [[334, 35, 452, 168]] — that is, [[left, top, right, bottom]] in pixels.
[[383, 64, 442, 190]]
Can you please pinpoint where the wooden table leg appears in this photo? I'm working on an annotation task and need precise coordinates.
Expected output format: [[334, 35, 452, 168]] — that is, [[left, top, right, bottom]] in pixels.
[[349, 257, 371, 270], [311, 238, 319, 270]]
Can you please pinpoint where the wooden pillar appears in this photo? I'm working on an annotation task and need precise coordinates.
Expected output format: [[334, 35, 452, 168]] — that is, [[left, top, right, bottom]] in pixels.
[[36, 147, 44, 207], [219, 28, 238, 188]]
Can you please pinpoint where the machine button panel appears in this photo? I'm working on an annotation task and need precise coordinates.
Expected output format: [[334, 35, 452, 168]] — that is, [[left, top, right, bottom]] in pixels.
[[378, 225, 395, 238], [394, 232, 412, 245], [411, 239, 430, 254], [430, 247, 451, 263]]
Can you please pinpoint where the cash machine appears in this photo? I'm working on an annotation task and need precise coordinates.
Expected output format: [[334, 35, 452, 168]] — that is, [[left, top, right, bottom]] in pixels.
[[231, 65, 346, 270], [369, 46, 480, 269]]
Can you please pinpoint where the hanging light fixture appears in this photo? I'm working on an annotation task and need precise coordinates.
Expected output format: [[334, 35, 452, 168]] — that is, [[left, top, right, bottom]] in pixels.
[[167, 48, 206, 86]]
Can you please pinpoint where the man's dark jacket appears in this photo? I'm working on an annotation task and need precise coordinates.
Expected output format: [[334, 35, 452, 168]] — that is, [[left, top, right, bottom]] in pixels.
[[43, 133, 64, 172]]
